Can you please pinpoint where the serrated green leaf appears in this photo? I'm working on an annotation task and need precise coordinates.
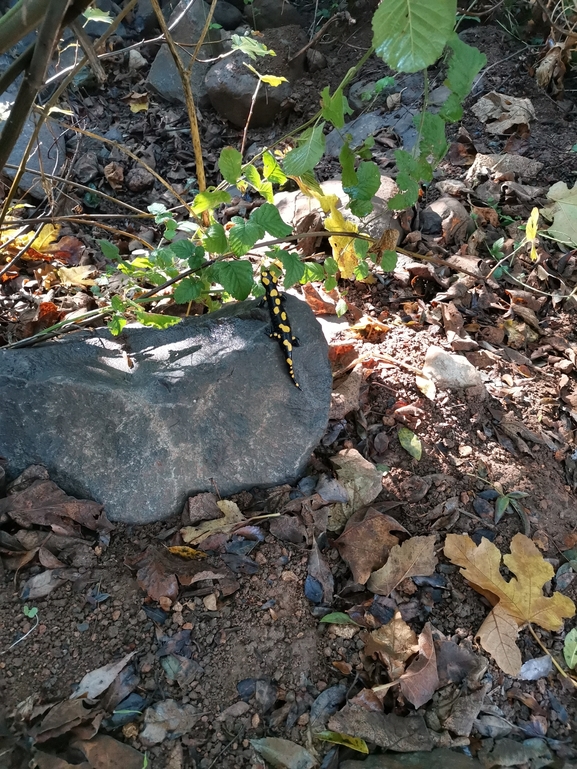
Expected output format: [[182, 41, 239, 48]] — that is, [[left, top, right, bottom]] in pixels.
[[320, 612, 359, 625], [191, 190, 231, 216], [99, 239, 120, 261], [215, 260, 254, 300], [219, 147, 243, 185], [439, 92, 463, 122], [251, 203, 292, 238], [174, 277, 202, 304], [349, 199, 373, 217], [344, 160, 381, 202], [372, 0, 457, 73], [277, 250, 305, 287], [263, 151, 287, 184], [148, 202, 167, 215], [444, 33, 486, 101], [169, 240, 195, 260], [324, 275, 337, 292], [564, 627, 577, 669], [302, 262, 325, 283], [381, 250, 398, 271], [283, 123, 326, 177], [228, 217, 265, 256], [108, 315, 127, 335], [83, 7, 112, 22], [320, 86, 352, 129], [398, 426, 422, 460], [316, 731, 369, 754], [203, 222, 228, 254], [495, 495, 510, 523], [354, 238, 370, 259], [135, 310, 181, 329], [354, 261, 370, 280]]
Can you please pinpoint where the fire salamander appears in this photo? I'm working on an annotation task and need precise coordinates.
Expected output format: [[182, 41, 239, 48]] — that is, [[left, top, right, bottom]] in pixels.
[[261, 264, 301, 389]]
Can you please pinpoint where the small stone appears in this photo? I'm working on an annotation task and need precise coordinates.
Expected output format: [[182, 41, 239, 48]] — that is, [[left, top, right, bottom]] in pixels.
[[128, 49, 148, 70], [458, 445, 473, 457], [423, 346, 482, 389], [126, 167, 155, 192]]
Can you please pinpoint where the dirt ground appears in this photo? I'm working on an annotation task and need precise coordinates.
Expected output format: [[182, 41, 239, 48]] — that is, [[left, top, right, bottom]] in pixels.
[[1, 2, 577, 768]]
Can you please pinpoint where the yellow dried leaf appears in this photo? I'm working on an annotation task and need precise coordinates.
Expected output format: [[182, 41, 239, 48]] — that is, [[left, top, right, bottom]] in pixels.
[[180, 499, 245, 545], [476, 603, 522, 675], [526, 206, 539, 261], [364, 610, 417, 679], [325, 205, 358, 280], [367, 535, 438, 596], [444, 533, 575, 631], [165, 545, 207, 560]]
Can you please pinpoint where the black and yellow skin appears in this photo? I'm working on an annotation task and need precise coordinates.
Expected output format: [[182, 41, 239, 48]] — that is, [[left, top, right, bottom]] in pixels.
[[260, 264, 301, 389]]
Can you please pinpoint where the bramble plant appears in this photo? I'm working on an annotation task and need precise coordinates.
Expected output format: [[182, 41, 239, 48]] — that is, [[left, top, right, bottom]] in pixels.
[[91, 0, 487, 334]]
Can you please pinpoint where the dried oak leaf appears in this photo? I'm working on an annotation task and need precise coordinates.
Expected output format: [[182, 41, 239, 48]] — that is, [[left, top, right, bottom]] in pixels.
[[364, 610, 417, 679], [367, 535, 438, 596], [334, 509, 407, 584], [399, 622, 439, 709], [445, 533, 575, 675]]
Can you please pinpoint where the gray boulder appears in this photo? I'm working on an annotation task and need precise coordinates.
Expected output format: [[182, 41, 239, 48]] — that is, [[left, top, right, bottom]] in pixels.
[[0, 296, 331, 524], [205, 25, 307, 128], [208, 0, 243, 30], [146, 0, 224, 106]]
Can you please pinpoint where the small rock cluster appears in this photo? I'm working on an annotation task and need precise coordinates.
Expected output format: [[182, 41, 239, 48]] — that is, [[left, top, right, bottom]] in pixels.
[[145, 0, 314, 128]]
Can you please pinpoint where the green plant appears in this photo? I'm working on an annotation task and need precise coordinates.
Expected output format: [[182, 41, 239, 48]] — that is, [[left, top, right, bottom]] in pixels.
[[6, 605, 39, 651], [2, 0, 489, 345]]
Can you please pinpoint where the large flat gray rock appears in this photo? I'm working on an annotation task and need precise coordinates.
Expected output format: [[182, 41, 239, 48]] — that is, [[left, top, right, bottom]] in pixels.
[[0, 296, 331, 524]]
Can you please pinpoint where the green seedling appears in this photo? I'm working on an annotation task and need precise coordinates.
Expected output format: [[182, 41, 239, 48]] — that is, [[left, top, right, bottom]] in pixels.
[[6, 605, 39, 651]]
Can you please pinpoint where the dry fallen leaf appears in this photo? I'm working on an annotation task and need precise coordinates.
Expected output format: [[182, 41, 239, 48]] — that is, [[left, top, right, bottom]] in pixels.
[[476, 603, 522, 675], [399, 623, 439, 708], [181, 499, 245, 545], [367, 535, 438, 596], [327, 449, 384, 533], [444, 533, 575, 630], [70, 651, 136, 699], [364, 610, 417, 679], [334, 509, 407, 584]]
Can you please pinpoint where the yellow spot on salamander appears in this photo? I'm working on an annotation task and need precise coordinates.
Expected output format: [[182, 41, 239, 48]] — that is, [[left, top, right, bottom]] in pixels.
[[283, 340, 293, 351], [274, 298, 281, 306], [286, 358, 292, 366], [273, 306, 280, 314], [269, 288, 278, 297], [278, 324, 290, 333], [280, 311, 287, 321]]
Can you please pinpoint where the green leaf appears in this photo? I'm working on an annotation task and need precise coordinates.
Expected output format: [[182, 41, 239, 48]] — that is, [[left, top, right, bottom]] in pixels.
[[244, 164, 262, 189], [277, 250, 305, 287], [110, 295, 125, 313], [324, 275, 337, 292], [302, 262, 325, 283], [398, 426, 422, 460], [344, 160, 380, 217], [148, 202, 167, 215], [99, 239, 120, 261], [169, 240, 195, 260], [339, 142, 356, 188], [203, 223, 228, 254], [108, 315, 127, 335], [174, 277, 202, 304], [228, 216, 265, 256], [418, 112, 448, 164], [251, 203, 292, 238], [320, 612, 359, 625], [439, 92, 464, 122], [324, 256, 339, 276], [215, 260, 254, 300], [283, 123, 326, 177], [349, 199, 373, 217], [564, 627, 577, 669], [135, 310, 182, 329], [230, 33, 274, 60], [219, 147, 243, 185], [191, 190, 231, 216], [187, 246, 206, 270], [83, 7, 112, 22], [381, 250, 398, 271], [23, 605, 38, 618], [354, 238, 370, 259], [263, 151, 287, 184], [495, 495, 510, 523], [372, 0, 457, 73], [444, 33, 487, 102], [335, 298, 348, 317], [353, 261, 370, 280], [320, 86, 352, 129], [316, 731, 369, 754]]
